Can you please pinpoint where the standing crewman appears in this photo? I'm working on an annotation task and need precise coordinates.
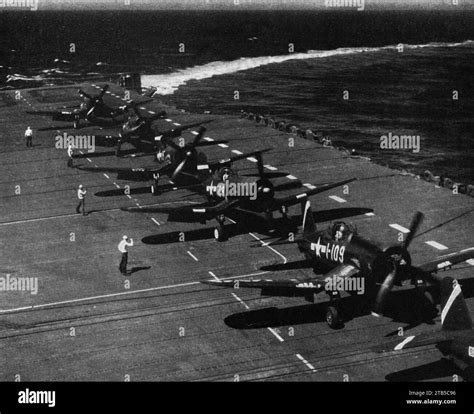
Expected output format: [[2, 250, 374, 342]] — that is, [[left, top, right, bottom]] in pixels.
[[67, 143, 74, 167], [118, 235, 134, 275], [25, 126, 33, 147], [76, 184, 87, 215]]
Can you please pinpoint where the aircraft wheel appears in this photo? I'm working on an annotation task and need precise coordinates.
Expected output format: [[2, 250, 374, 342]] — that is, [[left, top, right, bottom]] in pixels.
[[326, 306, 341, 329], [214, 225, 227, 242]]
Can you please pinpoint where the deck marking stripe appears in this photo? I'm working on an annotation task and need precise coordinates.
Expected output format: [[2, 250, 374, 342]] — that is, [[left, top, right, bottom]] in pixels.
[[286, 175, 298, 180], [218, 144, 228, 148], [187, 251, 199, 262], [103, 173, 110, 179], [208, 271, 220, 281], [426, 241, 449, 250], [232, 150, 242, 155], [247, 157, 257, 162], [151, 218, 160, 226], [303, 183, 316, 189], [268, 328, 285, 342], [329, 195, 346, 203], [441, 282, 462, 324], [394, 335, 415, 351], [296, 354, 316, 371], [389, 224, 409, 233], [248, 232, 287, 264], [231, 293, 250, 310], [265, 165, 277, 171]]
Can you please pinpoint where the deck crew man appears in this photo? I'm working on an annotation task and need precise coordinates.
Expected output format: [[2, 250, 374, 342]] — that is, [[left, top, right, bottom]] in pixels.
[[67, 143, 74, 167], [118, 235, 134, 275], [76, 184, 87, 215], [25, 126, 33, 147]]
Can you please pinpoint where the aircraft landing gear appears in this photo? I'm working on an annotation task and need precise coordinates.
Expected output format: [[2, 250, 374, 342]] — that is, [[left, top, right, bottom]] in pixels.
[[151, 174, 160, 195], [214, 215, 227, 242], [326, 306, 341, 329], [325, 291, 343, 329]]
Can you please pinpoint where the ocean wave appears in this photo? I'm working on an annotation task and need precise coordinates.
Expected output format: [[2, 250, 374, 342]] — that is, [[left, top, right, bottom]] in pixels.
[[142, 40, 474, 96]]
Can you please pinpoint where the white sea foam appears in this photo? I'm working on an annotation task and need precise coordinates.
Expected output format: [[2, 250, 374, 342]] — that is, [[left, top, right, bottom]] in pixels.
[[142, 40, 473, 96]]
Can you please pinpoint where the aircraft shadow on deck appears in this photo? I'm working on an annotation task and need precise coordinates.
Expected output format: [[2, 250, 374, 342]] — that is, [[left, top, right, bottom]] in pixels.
[[223, 279, 474, 331], [128, 266, 152, 275], [384, 358, 470, 382], [141, 207, 373, 245]]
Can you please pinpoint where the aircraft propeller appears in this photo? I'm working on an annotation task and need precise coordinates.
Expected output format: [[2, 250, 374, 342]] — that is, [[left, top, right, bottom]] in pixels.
[[373, 211, 424, 315]]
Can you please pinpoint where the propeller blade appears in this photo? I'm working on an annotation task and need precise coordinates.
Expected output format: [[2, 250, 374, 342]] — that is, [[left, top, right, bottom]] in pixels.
[[78, 89, 93, 100], [86, 105, 97, 118], [98, 84, 109, 99], [192, 126, 206, 146], [373, 266, 397, 317], [403, 211, 424, 250], [171, 158, 189, 181], [256, 151, 265, 178]]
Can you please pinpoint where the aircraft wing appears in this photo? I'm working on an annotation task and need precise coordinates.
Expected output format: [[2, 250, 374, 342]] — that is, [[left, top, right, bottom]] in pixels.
[[121, 198, 241, 219], [371, 331, 450, 353], [417, 247, 474, 274], [77, 165, 167, 177], [208, 148, 272, 172], [93, 134, 121, 147], [26, 110, 61, 116], [273, 178, 357, 209], [202, 262, 360, 291]]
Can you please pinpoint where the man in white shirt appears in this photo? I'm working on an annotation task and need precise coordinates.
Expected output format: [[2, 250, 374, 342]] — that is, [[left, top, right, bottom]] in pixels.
[[67, 143, 74, 167], [118, 235, 134, 275], [25, 127, 33, 147], [76, 184, 87, 215]]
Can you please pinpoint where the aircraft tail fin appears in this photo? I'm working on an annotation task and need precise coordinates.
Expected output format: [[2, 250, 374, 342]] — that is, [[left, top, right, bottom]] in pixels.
[[440, 277, 472, 331], [302, 199, 317, 237]]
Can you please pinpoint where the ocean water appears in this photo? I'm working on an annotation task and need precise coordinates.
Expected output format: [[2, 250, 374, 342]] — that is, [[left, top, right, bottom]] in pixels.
[[2, 10, 473, 183]]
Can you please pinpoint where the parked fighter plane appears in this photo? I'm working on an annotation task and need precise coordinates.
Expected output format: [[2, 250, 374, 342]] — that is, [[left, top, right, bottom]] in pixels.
[[93, 106, 213, 157], [121, 149, 356, 242], [26, 84, 150, 129], [202, 200, 474, 328], [79, 126, 229, 193], [373, 276, 474, 381]]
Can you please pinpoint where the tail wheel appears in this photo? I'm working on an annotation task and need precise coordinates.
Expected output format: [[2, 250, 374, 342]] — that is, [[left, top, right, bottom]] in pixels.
[[326, 306, 342, 329]]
